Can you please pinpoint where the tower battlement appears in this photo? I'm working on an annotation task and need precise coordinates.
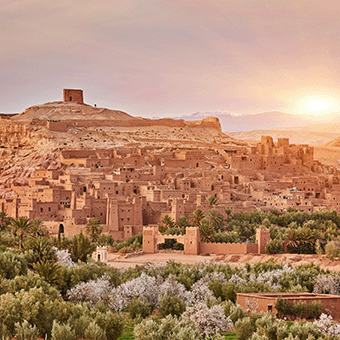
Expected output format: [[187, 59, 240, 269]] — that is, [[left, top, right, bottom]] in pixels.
[[63, 89, 83, 104]]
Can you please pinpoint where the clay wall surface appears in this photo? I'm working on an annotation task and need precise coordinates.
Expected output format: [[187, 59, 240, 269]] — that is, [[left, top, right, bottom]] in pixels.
[[237, 293, 340, 321], [47, 121, 68, 132], [48, 116, 221, 131], [200, 242, 258, 254], [63, 89, 84, 103]]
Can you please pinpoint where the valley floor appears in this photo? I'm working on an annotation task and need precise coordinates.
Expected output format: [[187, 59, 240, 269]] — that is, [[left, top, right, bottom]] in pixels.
[[108, 252, 340, 271]]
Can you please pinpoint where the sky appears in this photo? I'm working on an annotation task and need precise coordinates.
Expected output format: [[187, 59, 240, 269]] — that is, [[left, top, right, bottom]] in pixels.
[[2, 0, 340, 117]]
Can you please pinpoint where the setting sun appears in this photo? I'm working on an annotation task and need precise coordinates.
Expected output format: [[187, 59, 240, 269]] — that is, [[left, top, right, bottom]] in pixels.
[[305, 99, 332, 112], [291, 93, 340, 116]]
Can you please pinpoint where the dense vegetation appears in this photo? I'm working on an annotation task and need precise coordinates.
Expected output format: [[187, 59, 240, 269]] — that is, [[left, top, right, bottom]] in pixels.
[[2, 210, 340, 339], [159, 208, 340, 256]]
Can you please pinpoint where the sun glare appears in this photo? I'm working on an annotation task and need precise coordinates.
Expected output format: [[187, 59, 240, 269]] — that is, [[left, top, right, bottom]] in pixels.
[[305, 99, 332, 112], [292, 94, 340, 116]]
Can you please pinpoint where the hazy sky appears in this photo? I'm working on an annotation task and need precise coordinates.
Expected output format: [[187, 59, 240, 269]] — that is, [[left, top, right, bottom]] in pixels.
[[2, 0, 340, 117]]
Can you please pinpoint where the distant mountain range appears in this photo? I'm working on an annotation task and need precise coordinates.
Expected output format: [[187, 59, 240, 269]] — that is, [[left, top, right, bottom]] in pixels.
[[176, 111, 340, 132]]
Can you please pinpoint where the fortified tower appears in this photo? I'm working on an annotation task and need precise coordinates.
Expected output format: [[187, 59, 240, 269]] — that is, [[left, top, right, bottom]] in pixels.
[[63, 89, 84, 104]]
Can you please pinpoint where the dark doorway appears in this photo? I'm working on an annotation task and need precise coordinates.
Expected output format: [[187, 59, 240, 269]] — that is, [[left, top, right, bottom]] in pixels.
[[59, 224, 64, 234]]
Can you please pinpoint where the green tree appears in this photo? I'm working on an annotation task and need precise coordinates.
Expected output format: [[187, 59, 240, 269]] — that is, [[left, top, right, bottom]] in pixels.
[[190, 209, 205, 227], [198, 218, 215, 242], [159, 294, 186, 317], [31, 219, 49, 237], [225, 208, 233, 220], [176, 216, 189, 228], [161, 215, 175, 228], [10, 216, 32, 250], [24, 236, 56, 263], [34, 260, 64, 285], [206, 209, 225, 232], [85, 218, 103, 242], [0, 211, 9, 231], [206, 195, 218, 206], [71, 232, 96, 262]]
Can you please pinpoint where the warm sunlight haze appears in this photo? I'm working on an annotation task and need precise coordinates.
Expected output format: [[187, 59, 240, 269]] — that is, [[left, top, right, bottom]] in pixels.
[[292, 94, 340, 116], [305, 99, 332, 113]]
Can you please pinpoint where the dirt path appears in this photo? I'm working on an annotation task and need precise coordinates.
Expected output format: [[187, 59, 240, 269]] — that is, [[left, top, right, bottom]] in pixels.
[[107, 252, 340, 271]]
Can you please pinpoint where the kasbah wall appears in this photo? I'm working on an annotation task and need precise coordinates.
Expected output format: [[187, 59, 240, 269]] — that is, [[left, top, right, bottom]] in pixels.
[[142, 226, 270, 256], [237, 293, 340, 321]]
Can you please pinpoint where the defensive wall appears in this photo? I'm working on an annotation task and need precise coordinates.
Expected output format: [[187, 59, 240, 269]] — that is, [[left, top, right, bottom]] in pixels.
[[44, 117, 221, 132], [237, 293, 340, 321], [142, 226, 270, 256]]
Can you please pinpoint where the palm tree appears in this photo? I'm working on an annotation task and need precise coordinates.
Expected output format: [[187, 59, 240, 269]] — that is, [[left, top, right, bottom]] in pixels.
[[24, 236, 56, 263], [190, 209, 205, 227], [0, 211, 9, 231], [161, 215, 175, 228], [85, 218, 103, 242], [206, 195, 218, 206], [176, 216, 189, 228], [225, 208, 233, 220], [34, 260, 63, 285], [206, 209, 225, 232], [71, 232, 96, 262], [31, 218, 49, 237], [198, 218, 215, 243], [10, 216, 32, 250]]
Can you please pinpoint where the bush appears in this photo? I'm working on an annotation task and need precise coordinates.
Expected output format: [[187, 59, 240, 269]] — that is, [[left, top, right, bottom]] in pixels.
[[84, 321, 106, 340], [15, 320, 39, 340], [255, 312, 288, 340], [118, 246, 134, 254], [0, 287, 59, 337], [183, 302, 233, 339], [265, 239, 283, 254], [289, 321, 321, 340], [291, 301, 307, 319], [275, 297, 291, 318], [309, 301, 322, 319], [68, 314, 91, 339], [235, 317, 255, 340], [134, 315, 203, 340], [0, 322, 10, 340], [129, 297, 151, 319], [325, 241, 340, 260], [51, 321, 76, 340], [159, 294, 186, 317], [0, 251, 29, 279], [222, 301, 247, 324], [208, 280, 236, 302], [94, 311, 125, 340]]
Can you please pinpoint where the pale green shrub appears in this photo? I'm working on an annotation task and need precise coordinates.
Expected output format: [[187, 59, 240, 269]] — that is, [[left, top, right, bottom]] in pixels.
[[51, 321, 76, 340], [84, 321, 106, 340], [15, 320, 39, 340]]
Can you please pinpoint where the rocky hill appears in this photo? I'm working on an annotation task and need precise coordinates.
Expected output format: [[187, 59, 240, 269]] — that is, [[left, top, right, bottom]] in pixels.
[[0, 101, 236, 193], [11, 101, 134, 122]]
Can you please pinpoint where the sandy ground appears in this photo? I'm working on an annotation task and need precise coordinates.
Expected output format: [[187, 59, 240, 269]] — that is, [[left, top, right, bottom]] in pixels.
[[107, 252, 340, 271]]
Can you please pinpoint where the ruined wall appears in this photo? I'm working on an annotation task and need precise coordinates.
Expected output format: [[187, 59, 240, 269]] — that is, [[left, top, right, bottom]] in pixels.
[[46, 116, 222, 131]]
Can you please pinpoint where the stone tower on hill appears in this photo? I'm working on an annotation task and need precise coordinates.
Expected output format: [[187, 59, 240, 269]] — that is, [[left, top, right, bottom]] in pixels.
[[63, 89, 84, 104]]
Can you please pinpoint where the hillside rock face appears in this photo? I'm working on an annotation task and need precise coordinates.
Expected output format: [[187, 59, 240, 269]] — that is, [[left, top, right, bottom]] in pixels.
[[11, 102, 134, 122], [0, 101, 229, 188], [10, 101, 222, 133]]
